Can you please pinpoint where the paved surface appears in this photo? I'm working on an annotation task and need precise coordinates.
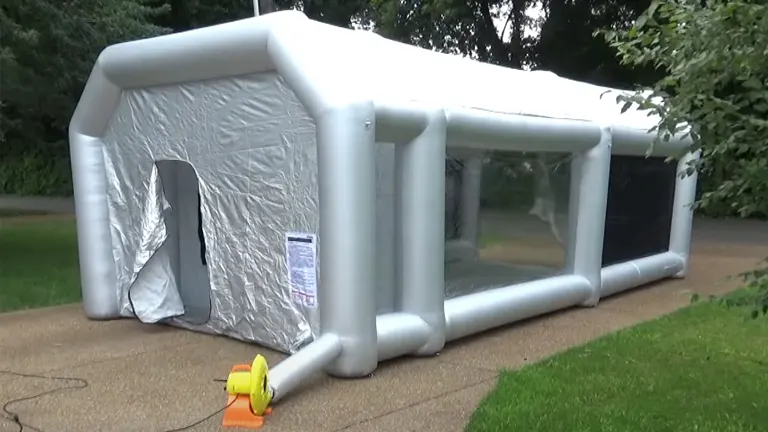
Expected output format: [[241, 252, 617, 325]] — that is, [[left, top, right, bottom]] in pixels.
[[1, 219, 767, 432]]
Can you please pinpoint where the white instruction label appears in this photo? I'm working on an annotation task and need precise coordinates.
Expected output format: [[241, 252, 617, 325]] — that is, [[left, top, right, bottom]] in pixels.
[[285, 232, 318, 308]]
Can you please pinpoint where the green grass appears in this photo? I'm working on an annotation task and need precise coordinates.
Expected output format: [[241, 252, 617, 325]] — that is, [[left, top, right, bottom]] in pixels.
[[467, 299, 768, 432], [0, 219, 81, 312]]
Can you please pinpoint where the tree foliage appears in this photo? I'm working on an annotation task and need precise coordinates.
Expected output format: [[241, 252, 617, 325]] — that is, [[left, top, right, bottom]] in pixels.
[[371, 0, 536, 67], [602, 0, 768, 315], [537, 0, 660, 87], [1, 0, 169, 195]]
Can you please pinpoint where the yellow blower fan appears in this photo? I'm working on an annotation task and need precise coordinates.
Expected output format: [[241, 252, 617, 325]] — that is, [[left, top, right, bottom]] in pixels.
[[222, 354, 273, 429]]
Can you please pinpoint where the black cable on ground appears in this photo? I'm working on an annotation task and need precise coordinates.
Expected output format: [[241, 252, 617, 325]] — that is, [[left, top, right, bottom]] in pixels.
[[1, 370, 88, 432], [0, 370, 234, 432]]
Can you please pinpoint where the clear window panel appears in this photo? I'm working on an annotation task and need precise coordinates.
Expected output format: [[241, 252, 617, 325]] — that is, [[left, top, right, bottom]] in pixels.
[[445, 150, 572, 299]]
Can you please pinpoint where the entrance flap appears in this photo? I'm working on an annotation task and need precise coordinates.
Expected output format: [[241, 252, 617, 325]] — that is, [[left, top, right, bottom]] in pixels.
[[129, 164, 184, 323], [130, 240, 185, 323]]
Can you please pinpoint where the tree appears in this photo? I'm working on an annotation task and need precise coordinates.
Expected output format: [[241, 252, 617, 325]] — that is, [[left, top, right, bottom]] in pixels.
[[371, 0, 536, 67], [601, 0, 768, 316], [536, 0, 660, 87], [0, 0, 169, 195], [149, 0, 283, 31]]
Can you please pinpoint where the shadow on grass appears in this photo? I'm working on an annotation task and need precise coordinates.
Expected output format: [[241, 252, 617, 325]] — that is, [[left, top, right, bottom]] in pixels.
[[0, 209, 51, 218]]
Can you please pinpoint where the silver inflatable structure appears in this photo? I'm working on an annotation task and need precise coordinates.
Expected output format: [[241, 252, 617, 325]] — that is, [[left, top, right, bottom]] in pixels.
[[69, 11, 698, 404]]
